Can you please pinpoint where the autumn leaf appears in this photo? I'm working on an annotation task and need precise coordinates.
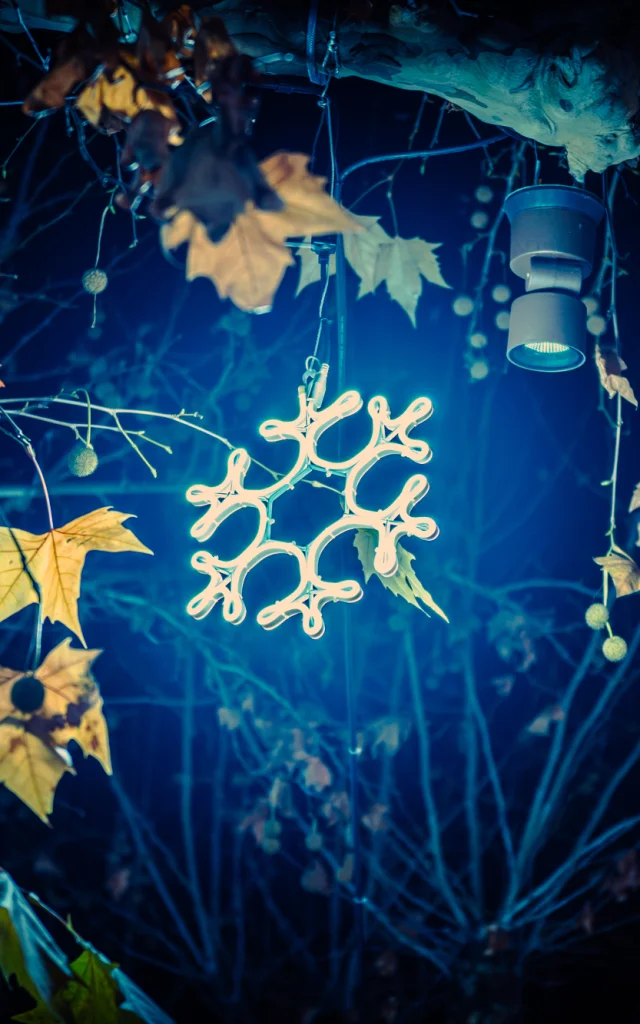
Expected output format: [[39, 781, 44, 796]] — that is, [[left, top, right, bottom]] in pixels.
[[302, 756, 332, 792], [217, 706, 241, 730], [297, 214, 450, 325], [0, 724, 73, 823], [0, 640, 110, 822], [76, 57, 177, 131], [0, 507, 152, 644], [301, 860, 332, 895], [162, 152, 360, 312], [354, 530, 448, 622], [595, 345, 637, 407], [368, 717, 409, 757], [594, 548, 640, 598], [336, 853, 354, 885], [526, 704, 565, 737], [629, 482, 640, 514], [362, 803, 389, 832]]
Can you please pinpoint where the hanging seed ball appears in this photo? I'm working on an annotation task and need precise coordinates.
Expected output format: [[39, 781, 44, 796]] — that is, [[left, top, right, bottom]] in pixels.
[[11, 673, 45, 714], [585, 602, 609, 630], [305, 831, 323, 852], [491, 284, 511, 304], [453, 295, 474, 317], [475, 185, 494, 203], [470, 210, 489, 230], [583, 296, 599, 316], [68, 440, 98, 477], [261, 837, 281, 855], [470, 332, 488, 349], [82, 268, 108, 295], [495, 310, 511, 331], [602, 635, 628, 662], [587, 313, 607, 337], [470, 358, 490, 381]]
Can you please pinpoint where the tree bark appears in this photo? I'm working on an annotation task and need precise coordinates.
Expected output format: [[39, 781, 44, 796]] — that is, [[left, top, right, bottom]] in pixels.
[[4, 0, 640, 178]]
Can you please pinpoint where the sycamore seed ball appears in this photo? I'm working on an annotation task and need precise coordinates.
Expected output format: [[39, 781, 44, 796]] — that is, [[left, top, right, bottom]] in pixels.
[[261, 837, 281, 855], [453, 295, 474, 317], [495, 310, 510, 331], [263, 818, 282, 840], [470, 359, 490, 380], [68, 441, 98, 477], [82, 268, 108, 295], [475, 185, 494, 203], [491, 284, 511, 304], [471, 210, 489, 230], [602, 635, 628, 662], [585, 602, 609, 630], [587, 314, 607, 337], [470, 332, 488, 349]]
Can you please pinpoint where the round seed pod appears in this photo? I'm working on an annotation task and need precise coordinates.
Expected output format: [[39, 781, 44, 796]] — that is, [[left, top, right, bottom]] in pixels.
[[68, 441, 98, 477], [475, 185, 493, 204], [11, 674, 45, 714], [82, 268, 108, 295], [602, 635, 627, 662], [491, 284, 511, 304], [471, 210, 489, 230], [585, 603, 609, 630], [261, 838, 281, 855], [453, 295, 474, 317], [470, 359, 490, 380], [470, 332, 488, 349]]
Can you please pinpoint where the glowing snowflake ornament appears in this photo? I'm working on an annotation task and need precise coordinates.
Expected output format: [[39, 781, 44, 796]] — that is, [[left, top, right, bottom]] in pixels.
[[186, 381, 439, 639]]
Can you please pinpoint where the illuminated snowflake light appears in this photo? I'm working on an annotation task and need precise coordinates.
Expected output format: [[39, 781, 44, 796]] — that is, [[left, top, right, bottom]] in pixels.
[[186, 384, 439, 639]]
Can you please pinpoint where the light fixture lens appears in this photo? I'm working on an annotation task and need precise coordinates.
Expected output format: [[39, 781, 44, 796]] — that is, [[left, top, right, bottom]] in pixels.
[[506, 291, 586, 372], [524, 341, 570, 354]]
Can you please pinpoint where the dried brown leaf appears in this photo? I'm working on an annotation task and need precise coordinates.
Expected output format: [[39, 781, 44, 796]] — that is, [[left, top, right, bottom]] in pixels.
[[302, 756, 332, 792], [629, 482, 640, 514], [0, 640, 110, 821], [163, 152, 360, 312], [301, 860, 332, 895], [594, 549, 640, 598], [595, 345, 638, 407], [362, 803, 389, 832], [526, 704, 565, 737]]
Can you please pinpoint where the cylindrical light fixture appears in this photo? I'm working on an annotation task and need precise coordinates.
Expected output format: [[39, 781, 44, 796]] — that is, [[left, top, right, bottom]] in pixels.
[[503, 185, 605, 372]]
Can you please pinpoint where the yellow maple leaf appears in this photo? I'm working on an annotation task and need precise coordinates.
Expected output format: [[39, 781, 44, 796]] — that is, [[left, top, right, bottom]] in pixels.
[[297, 214, 450, 325], [354, 529, 449, 622], [76, 57, 177, 129], [595, 345, 637, 407], [0, 641, 110, 822], [594, 548, 640, 598], [0, 507, 152, 644], [162, 152, 361, 312], [0, 724, 73, 823]]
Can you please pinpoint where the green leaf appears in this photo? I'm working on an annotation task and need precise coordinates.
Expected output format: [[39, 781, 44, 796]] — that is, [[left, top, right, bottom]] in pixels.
[[0, 871, 70, 1010], [354, 530, 449, 623], [61, 950, 120, 1024]]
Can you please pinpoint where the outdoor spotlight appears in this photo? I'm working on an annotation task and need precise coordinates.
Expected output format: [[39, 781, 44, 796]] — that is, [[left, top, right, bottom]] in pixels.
[[503, 185, 605, 371]]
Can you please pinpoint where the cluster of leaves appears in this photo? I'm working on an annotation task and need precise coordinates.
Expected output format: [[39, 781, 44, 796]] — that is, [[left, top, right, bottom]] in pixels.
[[0, 509, 150, 820], [23, 5, 360, 313], [0, 867, 171, 1022], [297, 214, 451, 325]]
